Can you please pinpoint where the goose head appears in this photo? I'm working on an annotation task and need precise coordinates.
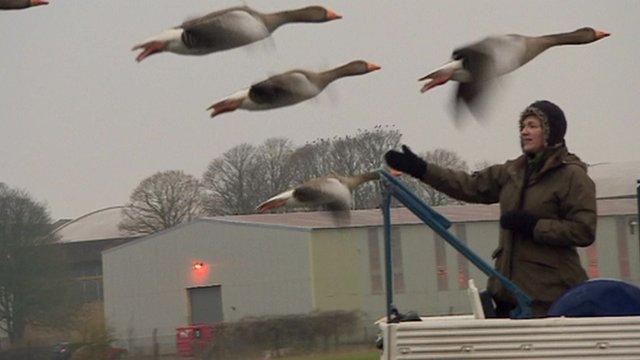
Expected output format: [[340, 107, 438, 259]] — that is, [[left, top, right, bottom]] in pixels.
[[280, 6, 342, 23], [323, 60, 381, 82], [551, 27, 610, 46], [303, 6, 342, 22], [132, 28, 185, 62], [345, 60, 382, 75], [575, 27, 611, 43]]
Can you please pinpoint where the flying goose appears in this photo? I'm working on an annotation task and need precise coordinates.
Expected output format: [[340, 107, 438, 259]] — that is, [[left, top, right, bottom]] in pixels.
[[208, 60, 381, 117], [256, 171, 394, 219], [132, 5, 341, 62], [419, 27, 610, 117], [0, 0, 48, 10]]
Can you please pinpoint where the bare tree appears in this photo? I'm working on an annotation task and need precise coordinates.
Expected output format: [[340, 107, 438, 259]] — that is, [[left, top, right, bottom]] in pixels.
[[288, 139, 333, 184], [287, 126, 402, 210], [119, 170, 204, 235], [202, 127, 403, 215], [254, 138, 296, 198], [352, 125, 402, 170], [202, 144, 262, 215], [0, 184, 74, 344], [349, 125, 402, 209]]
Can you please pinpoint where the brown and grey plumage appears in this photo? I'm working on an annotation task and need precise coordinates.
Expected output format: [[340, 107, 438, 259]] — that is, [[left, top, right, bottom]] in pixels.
[[133, 5, 341, 62], [419, 27, 610, 118], [208, 60, 381, 117], [256, 171, 383, 220], [0, 0, 48, 10]]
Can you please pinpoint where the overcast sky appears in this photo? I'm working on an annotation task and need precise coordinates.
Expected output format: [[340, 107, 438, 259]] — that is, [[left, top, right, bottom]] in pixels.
[[1, 0, 638, 220]]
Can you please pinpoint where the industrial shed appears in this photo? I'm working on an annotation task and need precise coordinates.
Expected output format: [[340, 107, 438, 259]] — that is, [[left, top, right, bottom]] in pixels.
[[51, 206, 142, 302], [102, 198, 639, 354]]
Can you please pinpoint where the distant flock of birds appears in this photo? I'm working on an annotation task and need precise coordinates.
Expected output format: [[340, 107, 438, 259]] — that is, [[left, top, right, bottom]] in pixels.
[[3, 1, 610, 220]]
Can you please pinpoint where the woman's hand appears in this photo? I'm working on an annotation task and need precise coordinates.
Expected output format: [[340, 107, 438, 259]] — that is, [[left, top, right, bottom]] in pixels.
[[384, 145, 428, 179]]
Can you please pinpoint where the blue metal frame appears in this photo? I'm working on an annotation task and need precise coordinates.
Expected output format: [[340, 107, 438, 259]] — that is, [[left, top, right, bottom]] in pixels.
[[378, 169, 533, 319]]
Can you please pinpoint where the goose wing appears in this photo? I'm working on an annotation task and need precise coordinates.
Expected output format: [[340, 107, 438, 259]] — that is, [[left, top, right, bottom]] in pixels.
[[181, 7, 268, 49], [249, 71, 318, 105]]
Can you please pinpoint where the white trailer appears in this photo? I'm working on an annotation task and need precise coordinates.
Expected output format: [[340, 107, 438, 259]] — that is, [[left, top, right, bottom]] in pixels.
[[377, 280, 640, 359]]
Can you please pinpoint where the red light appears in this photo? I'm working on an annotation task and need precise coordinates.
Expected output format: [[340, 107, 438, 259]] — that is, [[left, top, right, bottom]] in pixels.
[[193, 262, 204, 270]]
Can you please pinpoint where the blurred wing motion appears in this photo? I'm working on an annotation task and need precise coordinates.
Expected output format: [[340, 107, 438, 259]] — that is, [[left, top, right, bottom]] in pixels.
[[256, 171, 385, 223], [257, 177, 351, 213], [207, 61, 380, 118], [419, 27, 610, 122], [133, 5, 341, 62]]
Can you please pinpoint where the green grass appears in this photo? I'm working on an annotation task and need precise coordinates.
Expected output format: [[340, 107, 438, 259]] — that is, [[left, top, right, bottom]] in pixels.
[[280, 348, 379, 360]]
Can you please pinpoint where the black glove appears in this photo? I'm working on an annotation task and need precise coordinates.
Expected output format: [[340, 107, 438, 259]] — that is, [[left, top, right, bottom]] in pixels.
[[384, 145, 428, 179], [500, 210, 538, 236]]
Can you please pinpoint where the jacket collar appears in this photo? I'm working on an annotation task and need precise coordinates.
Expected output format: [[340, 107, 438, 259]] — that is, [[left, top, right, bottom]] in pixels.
[[506, 146, 583, 184]]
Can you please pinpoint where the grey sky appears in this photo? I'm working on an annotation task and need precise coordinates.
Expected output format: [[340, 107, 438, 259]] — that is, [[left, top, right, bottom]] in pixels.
[[1, 0, 638, 220]]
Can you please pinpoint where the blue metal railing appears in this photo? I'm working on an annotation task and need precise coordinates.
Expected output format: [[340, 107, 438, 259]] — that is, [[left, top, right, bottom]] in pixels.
[[377, 169, 533, 319]]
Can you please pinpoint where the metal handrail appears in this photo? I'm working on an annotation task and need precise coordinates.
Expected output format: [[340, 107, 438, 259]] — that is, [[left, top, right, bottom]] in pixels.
[[377, 169, 533, 319]]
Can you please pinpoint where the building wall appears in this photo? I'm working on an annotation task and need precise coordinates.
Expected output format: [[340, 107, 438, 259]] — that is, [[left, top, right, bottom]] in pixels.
[[580, 215, 640, 284], [310, 228, 367, 312], [103, 213, 639, 353], [103, 220, 314, 353], [356, 221, 500, 323], [331, 215, 639, 325], [307, 222, 502, 325]]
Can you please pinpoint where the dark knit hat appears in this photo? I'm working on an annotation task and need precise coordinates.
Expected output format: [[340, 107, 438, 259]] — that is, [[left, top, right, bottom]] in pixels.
[[519, 100, 567, 147]]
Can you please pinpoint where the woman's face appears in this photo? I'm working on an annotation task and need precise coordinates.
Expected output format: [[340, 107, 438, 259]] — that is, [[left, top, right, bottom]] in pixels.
[[520, 116, 546, 154]]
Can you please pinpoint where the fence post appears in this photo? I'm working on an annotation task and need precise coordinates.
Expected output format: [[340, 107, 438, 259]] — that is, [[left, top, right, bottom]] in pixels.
[[152, 328, 159, 359]]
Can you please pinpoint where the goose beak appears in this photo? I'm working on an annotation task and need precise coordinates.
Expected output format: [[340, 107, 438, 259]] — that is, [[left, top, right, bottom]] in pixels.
[[325, 9, 342, 20], [595, 30, 610, 39], [366, 62, 381, 72], [30, 0, 48, 6], [207, 98, 243, 118], [132, 41, 167, 62], [389, 169, 403, 177]]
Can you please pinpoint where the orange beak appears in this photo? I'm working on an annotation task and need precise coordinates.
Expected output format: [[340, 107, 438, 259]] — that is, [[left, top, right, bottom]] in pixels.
[[326, 9, 343, 20], [30, 0, 48, 6], [132, 41, 167, 62], [366, 62, 381, 72], [595, 30, 610, 39], [389, 169, 403, 177]]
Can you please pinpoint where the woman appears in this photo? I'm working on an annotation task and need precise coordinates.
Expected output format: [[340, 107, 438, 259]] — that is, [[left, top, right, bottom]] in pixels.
[[385, 100, 596, 317]]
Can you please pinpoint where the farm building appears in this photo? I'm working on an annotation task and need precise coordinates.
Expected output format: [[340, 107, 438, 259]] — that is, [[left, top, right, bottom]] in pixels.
[[102, 197, 639, 354]]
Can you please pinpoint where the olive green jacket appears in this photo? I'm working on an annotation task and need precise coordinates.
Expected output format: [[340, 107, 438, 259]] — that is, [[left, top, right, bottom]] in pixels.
[[421, 146, 596, 304]]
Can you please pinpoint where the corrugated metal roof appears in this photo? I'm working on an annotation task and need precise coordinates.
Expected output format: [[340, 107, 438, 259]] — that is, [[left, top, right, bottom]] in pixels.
[[207, 198, 637, 230]]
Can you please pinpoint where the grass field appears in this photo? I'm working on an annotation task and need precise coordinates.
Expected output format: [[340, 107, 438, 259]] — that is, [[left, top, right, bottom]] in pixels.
[[280, 347, 379, 360]]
